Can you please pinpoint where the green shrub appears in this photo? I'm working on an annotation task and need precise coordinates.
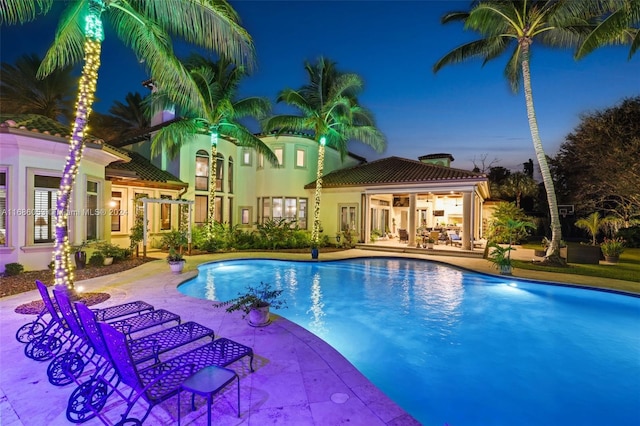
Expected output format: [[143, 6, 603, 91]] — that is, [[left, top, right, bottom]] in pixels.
[[89, 252, 105, 267], [4, 262, 24, 276], [95, 242, 125, 261], [617, 225, 640, 248], [160, 228, 188, 250]]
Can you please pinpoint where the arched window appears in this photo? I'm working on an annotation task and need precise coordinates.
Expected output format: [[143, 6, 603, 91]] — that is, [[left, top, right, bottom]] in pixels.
[[216, 153, 224, 192], [228, 156, 234, 194], [195, 150, 209, 191]]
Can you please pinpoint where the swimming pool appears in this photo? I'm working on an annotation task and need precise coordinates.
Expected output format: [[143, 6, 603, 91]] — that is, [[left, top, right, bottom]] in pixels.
[[178, 257, 640, 425]]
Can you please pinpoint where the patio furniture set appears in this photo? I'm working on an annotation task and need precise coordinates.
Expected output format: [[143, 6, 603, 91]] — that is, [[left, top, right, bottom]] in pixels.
[[14, 280, 254, 425]]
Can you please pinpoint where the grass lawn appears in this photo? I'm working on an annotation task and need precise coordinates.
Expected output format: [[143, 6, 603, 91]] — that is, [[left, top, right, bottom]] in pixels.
[[516, 244, 640, 292]]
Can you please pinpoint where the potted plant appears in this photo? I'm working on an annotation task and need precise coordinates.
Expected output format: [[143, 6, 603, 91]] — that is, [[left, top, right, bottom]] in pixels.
[[600, 237, 625, 263], [167, 248, 185, 274], [487, 241, 515, 275], [310, 241, 319, 259], [96, 241, 122, 266], [213, 282, 287, 327], [426, 237, 435, 249]]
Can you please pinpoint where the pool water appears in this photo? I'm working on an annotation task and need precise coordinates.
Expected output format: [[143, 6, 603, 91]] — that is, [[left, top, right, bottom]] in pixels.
[[178, 258, 640, 425]]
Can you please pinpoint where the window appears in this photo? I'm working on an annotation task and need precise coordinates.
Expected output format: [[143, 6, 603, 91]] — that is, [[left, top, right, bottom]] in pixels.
[[295, 148, 306, 168], [0, 171, 6, 246], [272, 198, 283, 220], [160, 194, 171, 230], [298, 198, 308, 229], [228, 198, 233, 226], [285, 198, 297, 221], [340, 204, 358, 231], [258, 197, 307, 228], [195, 150, 209, 191], [262, 198, 271, 220], [216, 154, 224, 192], [257, 153, 264, 169], [240, 207, 252, 226], [228, 157, 234, 194], [273, 147, 284, 167], [242, 149, 251, 166], [34, 175, 61, 243], [214, 196, 223, 222], [195, 195, 208, 224], [110, 192, 122, 232], [86, 181, 99, 241]]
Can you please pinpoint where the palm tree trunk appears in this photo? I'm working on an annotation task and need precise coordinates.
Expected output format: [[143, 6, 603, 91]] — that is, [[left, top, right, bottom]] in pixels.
[[311, 143, 325, 243], [53, 16, 104, 290], [208, 140, 218, 237], [521, 44, 564, 265]]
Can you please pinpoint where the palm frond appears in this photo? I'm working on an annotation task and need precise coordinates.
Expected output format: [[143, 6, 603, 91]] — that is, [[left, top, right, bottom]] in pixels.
[[38, 2, 85, 78], [135, 0, 255, 70], [575, 2, 640, 59], [220, 123, 278, 165], [434, 38, 509, 73], [107, 5, 207, 115], [264, 115, 310, 135], [150, 119, 201, 158], [233, 97, 271, 120], [504, 44, 523, 93], [0, 0, 52, 25], [345, 126, 386, 153], [276, 89, 315, 115], [441, 11, 470, 24]]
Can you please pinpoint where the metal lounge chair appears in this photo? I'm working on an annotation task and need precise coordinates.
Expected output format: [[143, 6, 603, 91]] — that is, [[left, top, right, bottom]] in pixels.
[[18, 280, 155, 347], [48, 289, 211, 387], [398, 228, 409, 243], [97, 322, 254, 425]]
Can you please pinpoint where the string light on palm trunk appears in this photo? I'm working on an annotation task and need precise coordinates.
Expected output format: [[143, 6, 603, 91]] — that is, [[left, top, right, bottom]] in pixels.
[[208, 128, 219, 237], [53, 3, 104, 290]]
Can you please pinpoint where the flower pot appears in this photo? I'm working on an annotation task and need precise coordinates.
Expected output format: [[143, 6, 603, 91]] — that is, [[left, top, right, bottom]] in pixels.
[[74, 251, 87, 269], [427, 243, 434, 249], [604, 255, 620, 264], [103, 257, 114, 266], [499, 264, 512, 275], [248, 305, 270, 327], [169, 261, 185, 274], [311, 248, 319, 259]]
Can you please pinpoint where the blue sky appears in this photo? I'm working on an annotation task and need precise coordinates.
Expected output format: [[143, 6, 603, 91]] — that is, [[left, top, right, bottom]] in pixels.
[[1, 1, 638, 171]]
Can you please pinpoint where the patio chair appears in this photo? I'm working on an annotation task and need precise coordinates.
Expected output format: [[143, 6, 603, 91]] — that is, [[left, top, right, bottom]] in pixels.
[[87, 321, 254, 425], [398, 229, 409, 243], [447, 230, 462, 247], [48, 289, 211, 387]]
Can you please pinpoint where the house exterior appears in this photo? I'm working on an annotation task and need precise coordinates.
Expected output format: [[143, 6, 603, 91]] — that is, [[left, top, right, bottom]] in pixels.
[[1, 113, 490, 273]]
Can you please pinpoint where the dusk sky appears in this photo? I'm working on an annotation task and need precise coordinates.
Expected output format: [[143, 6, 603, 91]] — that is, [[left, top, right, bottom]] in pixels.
[[2, 1, 638, 172]]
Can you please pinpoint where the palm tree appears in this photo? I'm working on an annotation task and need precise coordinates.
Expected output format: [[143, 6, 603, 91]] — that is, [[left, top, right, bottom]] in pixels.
[[575, 211, 617, 245], [0, 53, 76, 122], [266, 58, 386, 244], [576, 0, 639, 60], [90, 92, 150, 142], [2, 0, 254, 290], [433, 0, 600, 265], [150, 55, 276, 235], [498, 172, 540, 208]]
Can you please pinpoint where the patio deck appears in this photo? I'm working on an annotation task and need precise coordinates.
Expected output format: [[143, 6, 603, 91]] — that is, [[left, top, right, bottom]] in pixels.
[[1, 248, 632, 425]]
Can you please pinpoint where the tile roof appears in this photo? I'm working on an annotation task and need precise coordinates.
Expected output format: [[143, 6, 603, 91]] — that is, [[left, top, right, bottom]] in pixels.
[[305, 156, 486, 189], [0, 114, 72, 137], [106, 151, 186, 186]]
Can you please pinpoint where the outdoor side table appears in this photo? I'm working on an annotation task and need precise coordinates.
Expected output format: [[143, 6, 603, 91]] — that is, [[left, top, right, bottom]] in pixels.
[[178, 365, 240, 426]]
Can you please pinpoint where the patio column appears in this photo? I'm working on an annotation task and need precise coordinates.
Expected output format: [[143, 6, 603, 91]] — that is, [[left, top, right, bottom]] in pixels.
[[363, 194, 371, 244], [408, 194, 417, 247], [462, 192, 472, 250]]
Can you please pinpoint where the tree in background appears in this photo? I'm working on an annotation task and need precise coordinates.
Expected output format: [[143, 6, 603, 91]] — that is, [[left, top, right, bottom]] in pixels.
[[433, 0, 607, 265], [2, 0, 254, 290], [90, 92, 150, 142], [267, 57, 386, 245], [495, 172, 540, 209], [0, 53, 75, 122], [151, 55, 276, 236], [552, 96, 640, 228]]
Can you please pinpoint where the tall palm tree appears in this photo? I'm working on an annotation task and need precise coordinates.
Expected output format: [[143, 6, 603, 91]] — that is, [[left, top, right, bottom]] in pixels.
[[90, 92, 150, 142], [433, 0, 600, 265], [2, 0, 254, 290], [576, 0, 639, 59], [266, 58, 386, 244], [0, 53, 76, 122], [150, 55, 276, 236]]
